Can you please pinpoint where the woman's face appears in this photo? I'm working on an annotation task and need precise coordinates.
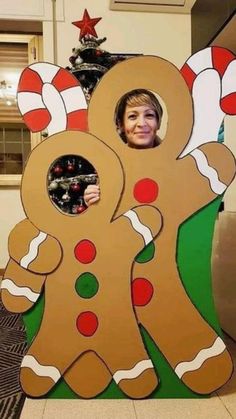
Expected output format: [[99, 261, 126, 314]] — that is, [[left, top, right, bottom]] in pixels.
[[121, 104, 159, 148]]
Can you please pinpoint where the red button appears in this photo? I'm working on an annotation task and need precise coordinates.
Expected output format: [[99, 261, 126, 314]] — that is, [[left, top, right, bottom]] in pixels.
[[132, 278, 154, 306], [74, 240, 96, 264], [133, 178, 159, 203], [76, 311, 98, 336]]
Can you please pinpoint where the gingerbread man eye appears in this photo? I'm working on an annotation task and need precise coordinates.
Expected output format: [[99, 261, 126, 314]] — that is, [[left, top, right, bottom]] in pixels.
[[47, 155, 98, 215]]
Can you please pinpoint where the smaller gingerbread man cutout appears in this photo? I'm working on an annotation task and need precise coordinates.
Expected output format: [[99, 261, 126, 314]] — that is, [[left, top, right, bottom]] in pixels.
[[1, 130, 162, 399]]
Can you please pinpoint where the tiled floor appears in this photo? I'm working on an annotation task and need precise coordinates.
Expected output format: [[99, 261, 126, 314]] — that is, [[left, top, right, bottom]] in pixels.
[[20, 334, 236, 419]]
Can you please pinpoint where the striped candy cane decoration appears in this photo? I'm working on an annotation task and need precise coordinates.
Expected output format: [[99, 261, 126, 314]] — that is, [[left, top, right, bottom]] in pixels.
[[181, 46, 235, 94], [17, 62, 88, 135], [180, 47, 236, 157]]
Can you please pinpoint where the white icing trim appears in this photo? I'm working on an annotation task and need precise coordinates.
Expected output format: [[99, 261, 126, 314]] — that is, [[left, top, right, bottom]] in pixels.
[[190, 149, 226, 194], [113, 359, 154, 384], [21, 355, 61, 382], [20, 231, 47, 269], [1, 278, 40, 302], [175, 337, 226, 379], [123, 210, 153, 245]]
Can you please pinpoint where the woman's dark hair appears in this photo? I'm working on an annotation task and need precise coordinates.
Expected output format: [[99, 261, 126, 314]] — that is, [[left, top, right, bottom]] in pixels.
[[115, 89, 163, 146]]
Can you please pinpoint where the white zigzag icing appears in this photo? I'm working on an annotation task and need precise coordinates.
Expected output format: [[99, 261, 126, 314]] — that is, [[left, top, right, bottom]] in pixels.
[[190, 149, 226, 194], [113, 359, 154, 384], [123, 210, 153, 245], [20, 231, 47, 269], [21, 355, 61, 382], [1, 278, 40, 302], [175, 337, 226, 379]]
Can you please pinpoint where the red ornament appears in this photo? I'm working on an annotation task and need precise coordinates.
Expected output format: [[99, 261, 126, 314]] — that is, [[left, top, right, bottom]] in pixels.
[[95, 49, 102, 57], [53, 165, 63, 176], [77, 205, 86, 214], [72, 9, 102, 41], [71, 183, 80, 192], [67, 163, 75, 172]]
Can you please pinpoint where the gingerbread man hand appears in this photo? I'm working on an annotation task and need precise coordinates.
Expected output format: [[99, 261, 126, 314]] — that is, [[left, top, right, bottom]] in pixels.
[[1, 219, 62, 313]]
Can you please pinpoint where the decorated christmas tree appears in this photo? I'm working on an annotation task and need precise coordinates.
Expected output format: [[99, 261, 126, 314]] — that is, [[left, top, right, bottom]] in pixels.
[[67, 9, 133, 101], [48, 9, 137, 215], [48, 9, 107, 215]]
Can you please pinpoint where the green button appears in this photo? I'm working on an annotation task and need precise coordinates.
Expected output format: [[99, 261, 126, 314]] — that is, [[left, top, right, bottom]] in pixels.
[[75, 273, 99, 298]]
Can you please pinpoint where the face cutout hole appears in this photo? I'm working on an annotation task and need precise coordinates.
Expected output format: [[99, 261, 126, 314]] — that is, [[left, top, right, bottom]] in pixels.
[[114, 89, 167, 149], [48, 155, 98, 215]]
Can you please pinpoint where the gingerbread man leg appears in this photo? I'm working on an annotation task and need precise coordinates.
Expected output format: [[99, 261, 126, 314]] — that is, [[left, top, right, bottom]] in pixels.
[[64, 352, 112, 398]]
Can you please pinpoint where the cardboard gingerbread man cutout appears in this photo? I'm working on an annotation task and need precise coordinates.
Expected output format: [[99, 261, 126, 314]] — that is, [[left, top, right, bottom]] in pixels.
[[1, 129, 162, 398], [72, 54, 235, 395], [1, 50, 236, 399]]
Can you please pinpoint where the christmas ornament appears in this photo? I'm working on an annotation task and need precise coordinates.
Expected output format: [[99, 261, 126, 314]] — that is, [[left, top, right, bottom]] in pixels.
[[76, 204, 86, 214], [67, 162, 75, 172], [75, 204, 86, 214], [95, 50, 103, 57], [71, 205, 79, 214], [53, 165, 63, 176], [70, 183, 80, 192], [72, 9, 102, 40], [62, 192, 70, 202], [49, 181, 58, 190], [75, 56, 83, 65]]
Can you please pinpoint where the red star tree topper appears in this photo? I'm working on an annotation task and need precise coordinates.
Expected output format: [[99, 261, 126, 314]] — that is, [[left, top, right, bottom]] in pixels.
[[72, 9, 102, 40]]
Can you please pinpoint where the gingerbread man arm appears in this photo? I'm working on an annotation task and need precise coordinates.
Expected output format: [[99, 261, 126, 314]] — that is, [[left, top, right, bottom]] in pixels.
[[8, 218, 62, 274], [116, 205, 162, 257], [179, 142, 236, 220], [1, 258, 46, 313]]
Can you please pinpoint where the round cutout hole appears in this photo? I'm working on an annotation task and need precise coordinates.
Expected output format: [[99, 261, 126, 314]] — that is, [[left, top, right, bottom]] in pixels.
[[48, 155, 98, 215]]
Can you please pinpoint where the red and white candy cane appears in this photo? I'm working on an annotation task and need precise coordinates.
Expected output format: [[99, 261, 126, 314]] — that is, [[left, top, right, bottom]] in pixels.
[[180, 46, 236, 157], [17, 62, 88, 136]]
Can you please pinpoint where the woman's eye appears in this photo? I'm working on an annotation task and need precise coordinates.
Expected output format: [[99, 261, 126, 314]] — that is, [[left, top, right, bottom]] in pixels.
[[146, 113, 155, 118], [128, 114, 136, 120]]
